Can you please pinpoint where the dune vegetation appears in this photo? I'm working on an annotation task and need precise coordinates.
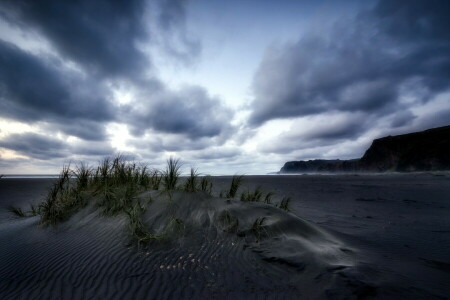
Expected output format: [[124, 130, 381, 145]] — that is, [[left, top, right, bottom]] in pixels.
[[9, 155, 291, 245]]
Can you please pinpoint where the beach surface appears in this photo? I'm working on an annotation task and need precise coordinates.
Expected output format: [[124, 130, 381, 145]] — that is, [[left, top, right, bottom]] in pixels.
[[1, 174, 449, 299]]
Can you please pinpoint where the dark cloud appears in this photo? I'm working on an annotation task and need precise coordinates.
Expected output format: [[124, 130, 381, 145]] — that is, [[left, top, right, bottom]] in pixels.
[[157, 0, 187, 31], [129, 129, 234, 154], [191, 147, 240, 160], [154, 0, 201, 64], [0, 131, 116, 160], [0, 157, 27, 169], [390, 110, 416, 128], [0, 39, 115, 140], [0, 0, 202, 75], [0, 0, 217, 146], [71, 141, 115, 157], [300, 115, 369, 141], [132, 134, 210, 153], [124, 86, 234, 140], [249, 0, 450, 127], [0, 132, 66, 160], [373, 0, 450, 43], [50, 121, 108, 142], [0, 0, 149, 78]]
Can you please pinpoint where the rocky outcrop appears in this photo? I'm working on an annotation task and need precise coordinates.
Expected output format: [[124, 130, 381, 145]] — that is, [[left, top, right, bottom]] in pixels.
[[280, 125, 450, 173]]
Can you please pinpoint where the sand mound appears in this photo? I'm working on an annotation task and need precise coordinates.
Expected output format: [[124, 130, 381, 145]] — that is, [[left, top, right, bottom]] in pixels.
[[0, 190, 366, 299], [139, 191, 356, 269]]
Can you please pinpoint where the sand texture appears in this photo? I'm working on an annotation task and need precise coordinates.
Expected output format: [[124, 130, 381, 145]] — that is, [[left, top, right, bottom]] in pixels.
[[1, 174, 449, 299]]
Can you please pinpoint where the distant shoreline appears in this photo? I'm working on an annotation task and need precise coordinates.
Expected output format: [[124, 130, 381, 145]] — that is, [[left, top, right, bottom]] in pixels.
[[2, 171, 449, 179]]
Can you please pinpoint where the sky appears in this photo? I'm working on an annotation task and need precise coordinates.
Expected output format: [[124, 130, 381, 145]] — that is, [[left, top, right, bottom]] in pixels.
[[0, 0, 449, 175]]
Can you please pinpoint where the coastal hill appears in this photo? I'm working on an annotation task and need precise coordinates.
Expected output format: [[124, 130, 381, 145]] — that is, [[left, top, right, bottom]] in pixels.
[[280, 125, 450, 173]]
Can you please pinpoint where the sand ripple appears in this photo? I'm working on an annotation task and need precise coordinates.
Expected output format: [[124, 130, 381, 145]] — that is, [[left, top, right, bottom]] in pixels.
[[0, 190, 372, 299]]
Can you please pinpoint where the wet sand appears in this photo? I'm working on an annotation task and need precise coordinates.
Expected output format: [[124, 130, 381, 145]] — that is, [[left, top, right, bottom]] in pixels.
[[0, 174, 449, 299]]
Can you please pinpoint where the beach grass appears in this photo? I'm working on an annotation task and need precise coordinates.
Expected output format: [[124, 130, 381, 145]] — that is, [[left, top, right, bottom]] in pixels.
[[226, 175, 244, 198], [251, 217, 267, 242], [163, 157, 181, 191], [264, 192, 274, 204], [219, 210, 239, 233], [125, 200, 163, 245], [240, 186, 263, 202], [13, 155, 293, 246], [31, 155, 186, 243], [8, 206, 26, 217], [199, 175, 213, 195], [29, 204, 39, 216], [183, 168, 199, 193], [277, 197, 291, 211], [74, 163, 91, 191], [150, 170, 162, 190]]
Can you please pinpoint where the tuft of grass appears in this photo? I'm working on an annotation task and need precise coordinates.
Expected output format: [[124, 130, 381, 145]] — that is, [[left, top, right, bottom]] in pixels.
[[240, 186, 263, 202], [126, 202, 147, 238], [166, 217, 184, 235], [30, 156, 188, 246], [226, 175, 244, 198], [39, 165, 74, 225], [199, 176, 213, 195], [251, 217, 267, 242], [94, 157, 111, 187], [183, 168, 198, 193], [73, 163, 91, 191], [137, 165, 149, 188], [38, 156, 156, 225], [8, 206, 26, 217], [277, 197, 291, 211], [264, 192, 274, 204], [98, 181, 138, 216], [163, 157, 181, 191], [219, 210, 239, 233], [150, 170, 162, 190], [125, 201, 162, 245], [29, 204, 39, 216], [99, 188, 127, 216]]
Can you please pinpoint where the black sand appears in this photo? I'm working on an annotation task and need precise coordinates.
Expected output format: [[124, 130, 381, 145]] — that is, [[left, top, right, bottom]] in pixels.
[[1, 174, 449, 299]]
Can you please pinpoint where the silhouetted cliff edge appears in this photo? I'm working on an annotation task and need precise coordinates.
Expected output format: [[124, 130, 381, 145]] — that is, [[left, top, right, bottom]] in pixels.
[[280, 125, 450, 173]]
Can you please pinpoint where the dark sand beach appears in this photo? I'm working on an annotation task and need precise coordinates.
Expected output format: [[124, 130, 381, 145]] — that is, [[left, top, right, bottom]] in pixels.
[[1, 0, 449, 298], [1, 174, 449, 299]]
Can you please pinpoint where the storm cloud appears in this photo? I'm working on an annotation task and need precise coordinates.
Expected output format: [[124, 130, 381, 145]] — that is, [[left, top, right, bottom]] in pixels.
[[154, 0, 201, 64], [0, 39, 115, 140], [249, 0, 450, 128], [124, 85, 234, 139], [0, 132, 67, 160], [0, 132, 115, 160], [0, 0, 229, 146], [0, 0, 149, 78]]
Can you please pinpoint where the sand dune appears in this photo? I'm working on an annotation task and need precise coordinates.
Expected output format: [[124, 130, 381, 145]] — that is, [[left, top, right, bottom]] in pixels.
[[0, 189, 355, 299], [1, 174, 449, 299]]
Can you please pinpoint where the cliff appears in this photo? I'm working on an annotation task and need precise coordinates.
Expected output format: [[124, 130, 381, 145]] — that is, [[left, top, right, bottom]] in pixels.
[[280, 125, 450, 173]]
